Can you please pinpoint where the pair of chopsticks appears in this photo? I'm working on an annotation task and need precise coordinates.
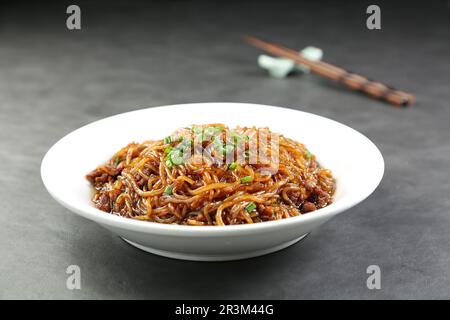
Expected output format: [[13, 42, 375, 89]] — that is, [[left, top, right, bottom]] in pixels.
[[244, 35, 415, 107]]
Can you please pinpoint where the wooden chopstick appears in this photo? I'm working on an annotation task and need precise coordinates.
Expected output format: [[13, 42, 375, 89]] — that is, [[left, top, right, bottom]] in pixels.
[[244, 35, 415, 107]]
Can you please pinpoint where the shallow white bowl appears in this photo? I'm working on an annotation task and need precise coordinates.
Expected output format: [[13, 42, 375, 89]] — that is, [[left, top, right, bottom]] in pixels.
[[41, 103, 384, 261]]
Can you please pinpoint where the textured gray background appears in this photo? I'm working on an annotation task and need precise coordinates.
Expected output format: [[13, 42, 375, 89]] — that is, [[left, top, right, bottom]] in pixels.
[[1, 1, 449, 299]]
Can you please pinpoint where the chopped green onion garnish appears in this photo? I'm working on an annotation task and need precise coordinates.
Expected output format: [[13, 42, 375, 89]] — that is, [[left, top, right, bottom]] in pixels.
[[114, 156, 120, 167], [228, 162, 237, 170], [305, 150, 312, 160], [165, 158, 173, 168], [168, 149, 184, 165], [240, 176, 253, 183], [164, 136, 172, 144], [171, 154, 184, 165], [178, 136, 184, 142], [245, 202, 256, 213], [202, 126, 224, 142], [164, 146, 173, 154], [179, 139, 193, 149], [164, 185, 173, 195]]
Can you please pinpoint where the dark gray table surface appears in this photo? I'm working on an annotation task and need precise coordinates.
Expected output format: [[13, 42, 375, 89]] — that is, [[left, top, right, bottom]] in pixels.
[[1, 1, 449, 299]]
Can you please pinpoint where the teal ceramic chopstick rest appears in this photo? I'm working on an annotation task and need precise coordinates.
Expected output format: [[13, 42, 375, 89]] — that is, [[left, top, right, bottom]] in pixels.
[[257, 46, 323, 78]]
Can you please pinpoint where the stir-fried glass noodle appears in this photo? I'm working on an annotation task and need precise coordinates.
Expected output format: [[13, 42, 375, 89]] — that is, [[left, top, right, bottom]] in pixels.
[[87, 125, 336, 226]]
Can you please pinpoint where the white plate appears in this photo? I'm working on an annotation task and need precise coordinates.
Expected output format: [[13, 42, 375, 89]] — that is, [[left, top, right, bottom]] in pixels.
[[41, 103, 384, 261]]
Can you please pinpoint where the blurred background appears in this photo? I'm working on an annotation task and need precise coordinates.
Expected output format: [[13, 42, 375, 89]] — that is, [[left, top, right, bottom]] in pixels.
[[1, 0, 449, 299]]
